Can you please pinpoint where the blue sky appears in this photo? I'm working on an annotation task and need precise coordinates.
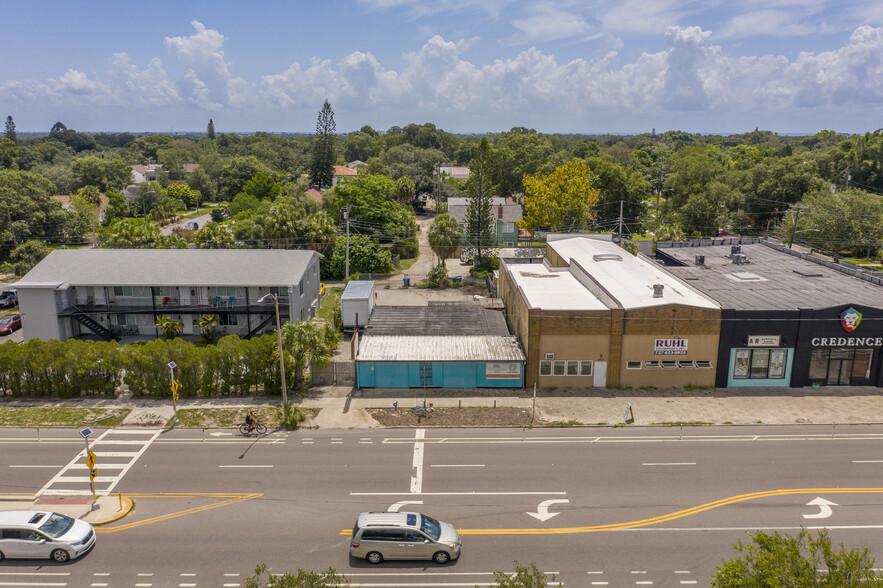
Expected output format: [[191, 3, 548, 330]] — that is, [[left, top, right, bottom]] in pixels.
[[2, 0, 882, 134]]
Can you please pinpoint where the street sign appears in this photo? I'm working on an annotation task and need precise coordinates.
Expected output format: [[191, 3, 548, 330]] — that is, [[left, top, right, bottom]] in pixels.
[[79, 427, 93, 439], [171, 380, 179, 394], [168, 361, 177, 369], [173, 393, 179, 403], [89, 469, 97, 481], [86, 451, 96, 469]]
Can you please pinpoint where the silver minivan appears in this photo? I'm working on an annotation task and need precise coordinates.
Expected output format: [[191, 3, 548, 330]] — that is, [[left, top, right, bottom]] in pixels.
[[0, 511, 96, 563], [350, 512, 461, 564]]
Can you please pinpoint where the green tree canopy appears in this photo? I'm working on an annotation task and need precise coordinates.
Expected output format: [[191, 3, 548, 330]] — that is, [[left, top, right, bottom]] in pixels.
[[711, 529, 881, 587], [521, 159, 599, 232], [465, 138, 497, 268], [218, 156, 270, 201], [70, 154, 132, 192], [322, 235, 395, 280], [428, 213, 463, 266], [308, 100, 337, 190]]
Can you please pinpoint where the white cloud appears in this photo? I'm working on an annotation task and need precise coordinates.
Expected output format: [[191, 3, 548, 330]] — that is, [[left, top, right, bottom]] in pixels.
[[509, 4, 591, 43], [164, 21, 252, 112], [4, 19, 883, 132]]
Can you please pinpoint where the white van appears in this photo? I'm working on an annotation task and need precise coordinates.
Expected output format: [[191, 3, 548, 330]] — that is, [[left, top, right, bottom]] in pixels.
[[350, 511, 461, 564], [0, 511, 96, 562]]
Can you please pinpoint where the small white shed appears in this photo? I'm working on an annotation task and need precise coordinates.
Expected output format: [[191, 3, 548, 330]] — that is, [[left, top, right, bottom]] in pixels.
[[341, 280, 376, 329]]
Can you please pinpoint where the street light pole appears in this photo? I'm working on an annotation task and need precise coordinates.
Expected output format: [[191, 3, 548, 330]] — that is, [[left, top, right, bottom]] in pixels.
[[259, 293, 287, 409]]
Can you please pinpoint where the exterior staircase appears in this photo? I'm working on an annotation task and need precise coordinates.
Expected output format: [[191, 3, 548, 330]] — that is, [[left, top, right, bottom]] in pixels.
[[72, 307, 118, 341]]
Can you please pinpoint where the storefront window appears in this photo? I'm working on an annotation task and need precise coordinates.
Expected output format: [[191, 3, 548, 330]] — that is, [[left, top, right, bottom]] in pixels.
[[580, 361, 593, 376], [734, 348, 787, 380], [566, 361, 579, 376], [539, 361, 552, 376], [853, 350, 874, 379], [809, 349, 829, 381], [552, 361, 566, 376]]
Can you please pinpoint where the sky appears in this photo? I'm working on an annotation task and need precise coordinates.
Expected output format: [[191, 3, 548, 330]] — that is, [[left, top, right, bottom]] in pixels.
[[2, 0, 883, 135]]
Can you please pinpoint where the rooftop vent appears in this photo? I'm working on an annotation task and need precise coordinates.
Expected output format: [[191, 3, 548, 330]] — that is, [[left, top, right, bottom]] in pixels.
[[732, 253, 750, 265], [793, 269, 824, 278], [593, 253, 622, 262], [695, 254, 705, 266], [730, 244, 742, 257], [652, 284, 665, 298]]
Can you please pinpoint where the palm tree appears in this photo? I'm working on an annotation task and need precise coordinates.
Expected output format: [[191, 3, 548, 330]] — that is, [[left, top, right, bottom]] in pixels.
[[155, 315, 182, 339], [198, 314, 219, 344], [428, 213, 463, 267]]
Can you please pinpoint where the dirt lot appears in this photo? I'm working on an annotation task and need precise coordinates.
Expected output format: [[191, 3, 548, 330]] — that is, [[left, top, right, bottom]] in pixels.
[[368, 406, 539, 427]]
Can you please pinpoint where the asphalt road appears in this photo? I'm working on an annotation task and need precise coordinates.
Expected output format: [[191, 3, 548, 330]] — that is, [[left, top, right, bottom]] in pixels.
[[4, 425, 883, 587]]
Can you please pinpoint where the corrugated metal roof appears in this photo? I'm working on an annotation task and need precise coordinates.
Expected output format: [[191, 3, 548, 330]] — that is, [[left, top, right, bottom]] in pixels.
[[366, 305, 510, 336], [16, 249, 322, 288], [342, 280, 375, 300], [357, 335, 525, 362]]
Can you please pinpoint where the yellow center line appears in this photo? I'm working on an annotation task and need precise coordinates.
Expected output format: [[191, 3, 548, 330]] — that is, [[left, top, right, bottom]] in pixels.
[[339, 488, 883, 536], [96, 492, 262, 534]]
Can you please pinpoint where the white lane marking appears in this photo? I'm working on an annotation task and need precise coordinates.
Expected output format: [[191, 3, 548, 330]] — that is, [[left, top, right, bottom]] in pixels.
[[674, 571, 691, 574], [302, 441, 314, 444], [591, 583, 609, 586], [93, 574, 110, 577], [430, 464, 485, 468], [619, 524, 883, 532], [135, 584, 153, 587], [526, 498, 569, 521], [180, 574, 197, 577], [105, 429, 162, 494], [224, 574, 240, 576], [631, 571, 647, 574], [803, 497, 838, 519], [0, 572, 70, 576], [680, 582, 698, 585], [587, 571, 604, 574], [137, 574, 154, 576], [9, 465, 64, 468], [0, 584, 67, 587], [179, 584, 197, 587], [94, 452, 139, 457], [853, 460, 883, 463], [223, 584, 241, 587], [410, 429, 425, 494], [352, 491, 567, 496], [91, 584, 108, 587], [636, 582, 654, 586], [389, 500, 423, 512], [642, 462, 696, 466], [218, 465, 274, 468]]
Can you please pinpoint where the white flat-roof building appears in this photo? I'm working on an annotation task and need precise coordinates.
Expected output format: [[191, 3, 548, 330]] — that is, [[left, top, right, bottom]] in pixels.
[[498, 235, 721, 389]]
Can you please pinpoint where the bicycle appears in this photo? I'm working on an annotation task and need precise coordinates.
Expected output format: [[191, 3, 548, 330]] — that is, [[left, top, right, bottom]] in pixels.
[[239, 421, 267, 435]]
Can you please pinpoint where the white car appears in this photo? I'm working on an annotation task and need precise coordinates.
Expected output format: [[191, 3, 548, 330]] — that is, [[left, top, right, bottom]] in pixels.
[[0, 511, 96, 563]]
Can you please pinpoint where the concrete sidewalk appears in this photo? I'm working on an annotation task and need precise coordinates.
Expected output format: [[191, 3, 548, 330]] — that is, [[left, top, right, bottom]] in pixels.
[[0, 494, 134, 526], [296, 384, 883, 428]]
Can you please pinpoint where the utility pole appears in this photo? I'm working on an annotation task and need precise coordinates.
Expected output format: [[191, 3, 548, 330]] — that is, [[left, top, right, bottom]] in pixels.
[[7, 211, 17, 247], [618, 200, 624, 238], [788, 206, 802, 249], [344, 206, 351, 279]]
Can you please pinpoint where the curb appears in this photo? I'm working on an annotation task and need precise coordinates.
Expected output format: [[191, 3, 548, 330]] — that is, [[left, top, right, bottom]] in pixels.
[[93, 496, 135, 526]]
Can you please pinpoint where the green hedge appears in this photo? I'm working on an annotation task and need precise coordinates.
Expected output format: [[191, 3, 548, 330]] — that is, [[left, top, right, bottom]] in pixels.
[[0, 335, 288, 399]]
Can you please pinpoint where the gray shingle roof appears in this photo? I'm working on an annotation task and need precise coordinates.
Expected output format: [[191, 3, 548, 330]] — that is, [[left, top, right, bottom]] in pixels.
[[658, 242, 883, 310], [366, 305, 510, 336], [16, 249, 322, 288]]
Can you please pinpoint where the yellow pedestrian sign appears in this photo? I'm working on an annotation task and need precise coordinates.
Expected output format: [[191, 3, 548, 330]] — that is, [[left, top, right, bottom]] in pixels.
[[173, 393, 179, 403], [171, 380, 179, 394], [89, 469, 97, 481], [86, 451, 96, 469]]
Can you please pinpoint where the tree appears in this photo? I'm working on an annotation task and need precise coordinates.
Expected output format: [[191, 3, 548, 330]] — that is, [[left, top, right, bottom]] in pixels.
[[207, 118, 216, 140], [70, 154, 133, 192], [776, 188, 883, 257], [492, 561, 560, 587], [218, 156, 270, 202], [308, 100, 337, 190], [188, 166, 218, 203], [0, 169, 72, 262], [165, 183, 202, 210], [10, 240, 49, 276], [280, 321, 340, 389], [4, 116, 15, 142], [711, 529, 881, 587], [464, 138, 497, 269], [193, 222, 235, 249], [584, 156, 650, 234], [322, 235, 395, 280], [428, 213, 462, 266], [393, 176, 415, 204], [244, 563, 349, 588], [155, 316, 182, 340], [198, 314, 220, 345], [100, 217, 162, 248], [241, 172, 283, 201], [49, 121, 67, 136], [0, 138, 18, 169], [323, 174, 417, 241], [521, 159, 599, 232]]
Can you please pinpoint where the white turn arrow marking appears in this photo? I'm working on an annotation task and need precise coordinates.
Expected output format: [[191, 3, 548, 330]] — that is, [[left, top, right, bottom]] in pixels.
[[526, 498, 569, 522], [389, 500, 423, 512], [210, 432, 233, 437], [803, 497, 838, 519]]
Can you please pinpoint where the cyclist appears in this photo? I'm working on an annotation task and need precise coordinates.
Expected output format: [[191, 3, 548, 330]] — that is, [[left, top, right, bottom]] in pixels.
[[245, 409, 258, 432]]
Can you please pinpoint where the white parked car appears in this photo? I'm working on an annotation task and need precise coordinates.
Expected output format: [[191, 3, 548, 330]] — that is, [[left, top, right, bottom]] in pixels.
[[0, 511, 96, 562]]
